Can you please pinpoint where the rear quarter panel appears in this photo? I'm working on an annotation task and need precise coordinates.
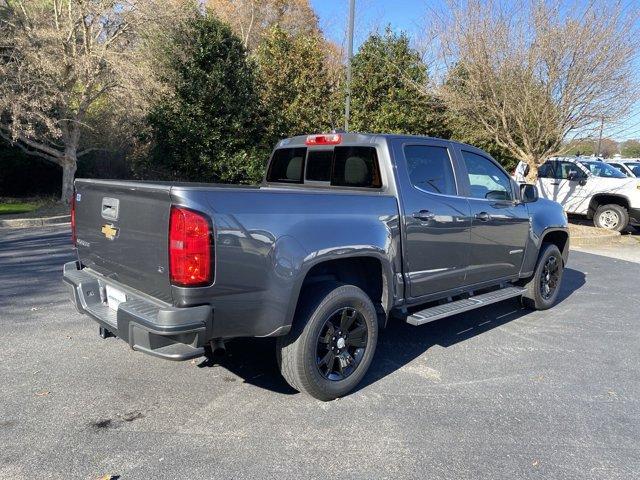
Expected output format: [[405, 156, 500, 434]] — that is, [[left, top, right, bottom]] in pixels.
[[170, 186, 401, 338]]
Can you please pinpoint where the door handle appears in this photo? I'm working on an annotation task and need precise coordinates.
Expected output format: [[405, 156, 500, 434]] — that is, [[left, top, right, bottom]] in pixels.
[[550, 182, 559, 185], [474, 211, 491, 222], [412, 210, 435, 221]]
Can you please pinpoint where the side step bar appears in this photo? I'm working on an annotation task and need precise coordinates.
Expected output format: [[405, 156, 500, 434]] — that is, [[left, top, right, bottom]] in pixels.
[[406, 286, 526, 326]]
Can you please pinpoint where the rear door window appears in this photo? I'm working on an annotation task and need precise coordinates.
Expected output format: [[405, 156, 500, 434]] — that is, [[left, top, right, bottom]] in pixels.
[[404, 145, 457, 196], [266, 147, 307, 183]]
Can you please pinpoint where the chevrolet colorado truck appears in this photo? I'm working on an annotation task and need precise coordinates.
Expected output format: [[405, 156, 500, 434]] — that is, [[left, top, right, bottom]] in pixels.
[[63, 133, 569, 400], [537, 157, 640, 231]]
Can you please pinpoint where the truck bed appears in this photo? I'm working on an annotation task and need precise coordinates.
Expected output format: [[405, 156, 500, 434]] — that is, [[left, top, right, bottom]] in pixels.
[[73, 178, 401, 338]]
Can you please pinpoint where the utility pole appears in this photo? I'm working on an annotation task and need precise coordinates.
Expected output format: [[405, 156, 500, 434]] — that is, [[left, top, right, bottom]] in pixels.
[[344, 0, 356, 131], [596, 116, 605, 157]]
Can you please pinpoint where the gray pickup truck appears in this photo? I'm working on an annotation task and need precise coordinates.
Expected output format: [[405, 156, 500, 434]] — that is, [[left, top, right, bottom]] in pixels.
[[63, 133, 569, 400]]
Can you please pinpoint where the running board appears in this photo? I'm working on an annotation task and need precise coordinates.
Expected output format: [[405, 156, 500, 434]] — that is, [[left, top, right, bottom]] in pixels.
[[406, 286, 526, 326]]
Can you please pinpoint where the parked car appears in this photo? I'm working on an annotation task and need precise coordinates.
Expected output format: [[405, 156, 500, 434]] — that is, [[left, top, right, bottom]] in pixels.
[[606, 159, 640, 178], [63, 133, 569, 400], [537, 157, 640, 231]]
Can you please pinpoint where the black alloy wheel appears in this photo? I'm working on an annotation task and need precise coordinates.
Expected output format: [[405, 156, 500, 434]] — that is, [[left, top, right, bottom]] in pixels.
[[316, 307, 368, 381], [539, 255, 560, 300]]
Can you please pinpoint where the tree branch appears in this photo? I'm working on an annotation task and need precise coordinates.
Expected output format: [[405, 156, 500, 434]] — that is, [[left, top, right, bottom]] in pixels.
[[0, 125, 63, 161], [0, 128, 62, 165], [77, 147, 110, 158]]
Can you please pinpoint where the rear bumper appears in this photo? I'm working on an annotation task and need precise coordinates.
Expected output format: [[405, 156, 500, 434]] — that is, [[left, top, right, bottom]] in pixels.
[[62, 261, 212, 361]]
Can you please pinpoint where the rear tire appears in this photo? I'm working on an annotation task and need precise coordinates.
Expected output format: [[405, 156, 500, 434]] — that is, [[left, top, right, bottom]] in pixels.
[[593, 204, 629, 232], [522, 243, 564, 310], [277, 282, 378, 401]]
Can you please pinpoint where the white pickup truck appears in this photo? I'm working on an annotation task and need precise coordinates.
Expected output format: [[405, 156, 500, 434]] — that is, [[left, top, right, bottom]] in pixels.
[[537, 157, 640, 231], [607, 159, 640, 178]]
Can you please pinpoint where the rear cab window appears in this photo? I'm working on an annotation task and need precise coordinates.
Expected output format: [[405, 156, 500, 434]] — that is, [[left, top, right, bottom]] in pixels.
[[267, 147, 307, 183], [266, 146, 382, 188]]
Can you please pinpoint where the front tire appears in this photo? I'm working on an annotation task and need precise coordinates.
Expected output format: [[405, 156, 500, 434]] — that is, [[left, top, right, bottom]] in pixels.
[[522, 243, 564, 310], [277, 282, 378, 401], [593, 204, 629, 232]]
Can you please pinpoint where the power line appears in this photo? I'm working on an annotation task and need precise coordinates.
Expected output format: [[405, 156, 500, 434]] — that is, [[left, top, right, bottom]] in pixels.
[[604, 118, 640, 138]]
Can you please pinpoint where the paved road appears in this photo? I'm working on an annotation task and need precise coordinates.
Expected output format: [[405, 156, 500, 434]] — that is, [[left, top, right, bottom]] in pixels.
[[573, 241, 640, 264], [1, 226, 638, 480]]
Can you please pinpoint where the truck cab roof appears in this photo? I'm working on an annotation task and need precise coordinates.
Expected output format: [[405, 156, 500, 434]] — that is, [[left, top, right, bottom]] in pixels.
[[276, 132, 485, 151]]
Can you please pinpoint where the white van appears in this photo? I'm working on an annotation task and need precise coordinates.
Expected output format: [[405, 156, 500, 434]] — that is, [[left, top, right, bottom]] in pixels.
[[537, 157, 640, 231]]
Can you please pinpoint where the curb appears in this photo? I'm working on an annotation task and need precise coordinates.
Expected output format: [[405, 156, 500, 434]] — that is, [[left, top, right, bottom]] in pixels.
[[0, 215, 71, 229], [570, 232, 622, 248]]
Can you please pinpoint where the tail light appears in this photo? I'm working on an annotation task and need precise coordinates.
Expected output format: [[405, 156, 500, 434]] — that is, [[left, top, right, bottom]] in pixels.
[[305, 133, 342, 146], [70, 190, 77, 246], [169, 206, 213, 287]]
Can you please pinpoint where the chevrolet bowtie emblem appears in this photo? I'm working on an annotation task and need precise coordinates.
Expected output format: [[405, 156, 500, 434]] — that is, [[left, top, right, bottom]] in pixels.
[[101, 224, 119, 240]]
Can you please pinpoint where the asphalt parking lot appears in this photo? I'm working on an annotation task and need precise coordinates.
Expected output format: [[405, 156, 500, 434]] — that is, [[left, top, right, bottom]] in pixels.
[[1, 225, 639, 480]]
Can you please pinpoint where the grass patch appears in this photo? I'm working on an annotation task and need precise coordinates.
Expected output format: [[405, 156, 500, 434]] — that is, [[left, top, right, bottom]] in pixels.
[[0, 201, 41, 215]]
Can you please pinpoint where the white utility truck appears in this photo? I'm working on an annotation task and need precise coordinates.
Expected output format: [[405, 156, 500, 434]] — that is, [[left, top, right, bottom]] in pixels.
[[537, 157, 640, 231]]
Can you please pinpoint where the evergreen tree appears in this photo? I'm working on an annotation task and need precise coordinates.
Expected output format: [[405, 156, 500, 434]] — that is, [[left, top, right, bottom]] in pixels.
[[256, 26, 339, 142], [349, 28, 448, 137], [147, 14, 266, 183]]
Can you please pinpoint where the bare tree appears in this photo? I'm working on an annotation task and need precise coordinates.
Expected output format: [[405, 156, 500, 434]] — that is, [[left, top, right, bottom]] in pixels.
[[427, 0, 639, 175], [207, 0, 319, 50], [0, 0, 182, 203]]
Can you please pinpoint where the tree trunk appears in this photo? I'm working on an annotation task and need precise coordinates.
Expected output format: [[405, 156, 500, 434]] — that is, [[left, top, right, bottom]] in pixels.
[[526, 162, 539, 183], [60, 155, 77, 204]]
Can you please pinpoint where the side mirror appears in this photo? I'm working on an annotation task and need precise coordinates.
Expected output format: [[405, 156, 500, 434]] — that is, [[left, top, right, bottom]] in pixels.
[[485, 190, 509, 201], [520, 183, 539, 203], [578, 178, 587, 186]]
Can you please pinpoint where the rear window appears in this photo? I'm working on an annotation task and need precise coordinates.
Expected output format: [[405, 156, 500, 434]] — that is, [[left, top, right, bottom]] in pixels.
[[332, 146, 381, 188], [306, 150, 333, 182], [266, 147, 307, 183], [266, 146, 382, 188]]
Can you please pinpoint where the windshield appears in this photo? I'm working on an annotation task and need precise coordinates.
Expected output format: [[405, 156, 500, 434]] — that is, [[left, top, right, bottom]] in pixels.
[[624, 163, 640, 177], [578, 161, 626, 178]]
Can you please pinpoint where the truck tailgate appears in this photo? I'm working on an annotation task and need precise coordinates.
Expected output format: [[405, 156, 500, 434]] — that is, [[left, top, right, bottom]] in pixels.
[[74, 179, 173, 303]]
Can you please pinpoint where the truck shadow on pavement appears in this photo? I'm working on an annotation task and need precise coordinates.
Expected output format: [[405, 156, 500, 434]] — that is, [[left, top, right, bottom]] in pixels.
[[200, 267, 586, 396]]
